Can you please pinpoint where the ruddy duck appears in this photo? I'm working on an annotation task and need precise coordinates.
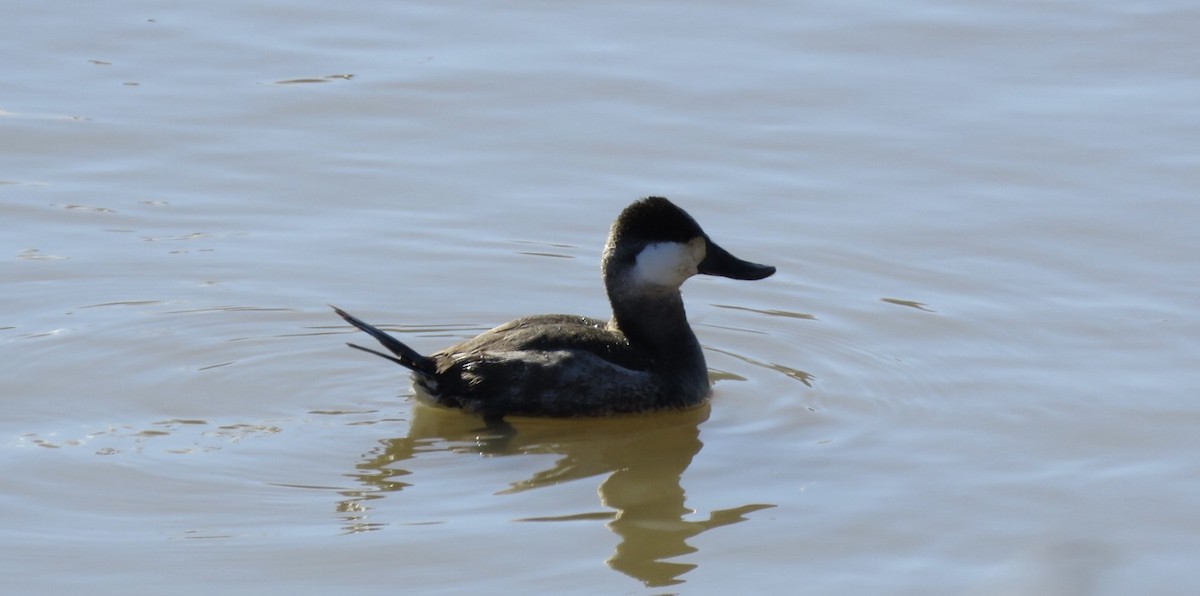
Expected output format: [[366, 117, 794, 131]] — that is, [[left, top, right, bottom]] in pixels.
[[334, 196, 775, 419]]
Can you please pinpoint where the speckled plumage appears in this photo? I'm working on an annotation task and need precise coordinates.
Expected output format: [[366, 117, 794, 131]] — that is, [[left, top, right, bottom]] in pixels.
[[334, 196, 775, 419]]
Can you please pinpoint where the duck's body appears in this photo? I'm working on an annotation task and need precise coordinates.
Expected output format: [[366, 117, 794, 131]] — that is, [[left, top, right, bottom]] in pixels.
[[334, 196, 775, 419]]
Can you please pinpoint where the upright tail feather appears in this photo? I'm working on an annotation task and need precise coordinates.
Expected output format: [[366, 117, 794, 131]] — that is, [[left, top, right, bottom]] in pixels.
[[331, 305, 437, 376]]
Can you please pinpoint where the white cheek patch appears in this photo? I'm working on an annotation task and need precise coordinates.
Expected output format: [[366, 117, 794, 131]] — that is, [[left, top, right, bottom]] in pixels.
[[632, 239, 705, 288]]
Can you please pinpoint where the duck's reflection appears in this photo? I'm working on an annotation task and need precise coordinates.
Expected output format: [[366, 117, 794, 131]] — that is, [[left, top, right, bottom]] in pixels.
[[338, 402, 775, 587]]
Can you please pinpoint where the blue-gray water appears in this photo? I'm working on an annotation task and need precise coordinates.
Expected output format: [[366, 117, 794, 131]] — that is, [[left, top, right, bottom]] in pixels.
[[3, 1, 1198, 594]]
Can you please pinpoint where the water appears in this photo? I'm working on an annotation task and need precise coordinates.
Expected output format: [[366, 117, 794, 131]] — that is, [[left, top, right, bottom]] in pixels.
[[4, 0, 1199, 593]]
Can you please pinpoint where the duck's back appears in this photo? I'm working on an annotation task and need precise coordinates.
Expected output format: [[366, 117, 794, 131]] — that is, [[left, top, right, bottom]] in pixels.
[[416, 314, 700, 417]]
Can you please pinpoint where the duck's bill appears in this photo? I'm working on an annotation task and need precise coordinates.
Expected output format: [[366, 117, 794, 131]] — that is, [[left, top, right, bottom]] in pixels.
[[699, 238, 776, 280]]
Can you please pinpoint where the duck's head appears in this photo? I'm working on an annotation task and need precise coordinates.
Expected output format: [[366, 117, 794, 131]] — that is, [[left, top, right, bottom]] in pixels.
[[602, 196, 776, 295]]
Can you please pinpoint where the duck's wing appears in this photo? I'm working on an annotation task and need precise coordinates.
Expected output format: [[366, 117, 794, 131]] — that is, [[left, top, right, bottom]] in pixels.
[[423, 314, 665, 417], [439, 314, 652, 372]]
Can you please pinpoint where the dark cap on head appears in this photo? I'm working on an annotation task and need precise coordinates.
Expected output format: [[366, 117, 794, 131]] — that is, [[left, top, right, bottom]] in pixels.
[[612, 196, 775, 281]]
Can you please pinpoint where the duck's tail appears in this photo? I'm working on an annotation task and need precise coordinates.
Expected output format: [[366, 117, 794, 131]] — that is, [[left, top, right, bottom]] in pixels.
[[331, 305, 437, 376]]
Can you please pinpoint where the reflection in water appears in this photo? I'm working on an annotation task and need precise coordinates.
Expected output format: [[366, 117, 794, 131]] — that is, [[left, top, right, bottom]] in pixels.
[[339, 403, 775, 587], [593, 453, 774, 587]]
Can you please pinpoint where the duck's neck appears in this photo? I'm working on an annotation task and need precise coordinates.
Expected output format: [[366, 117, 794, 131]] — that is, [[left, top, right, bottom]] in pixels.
[[608, 287, 705, 370]]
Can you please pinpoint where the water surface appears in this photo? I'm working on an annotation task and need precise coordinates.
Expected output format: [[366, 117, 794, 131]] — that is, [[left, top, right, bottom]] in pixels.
[[3, 0, 1199, 594]]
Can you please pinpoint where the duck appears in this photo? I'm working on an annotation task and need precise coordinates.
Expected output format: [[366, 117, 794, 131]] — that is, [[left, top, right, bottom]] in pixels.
[[333, 196, 775, 420]]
